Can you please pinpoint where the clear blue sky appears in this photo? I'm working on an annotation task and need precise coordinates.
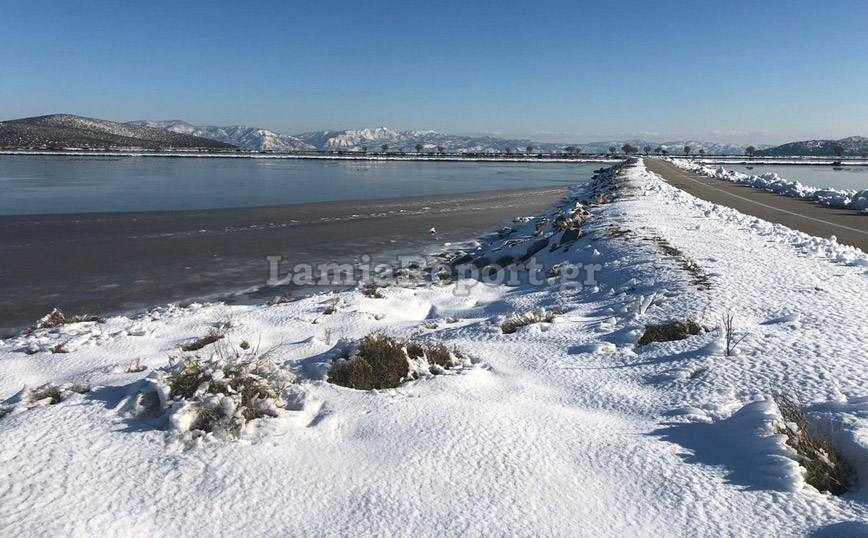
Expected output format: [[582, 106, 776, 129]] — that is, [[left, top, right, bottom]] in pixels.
[[1, 0, 866, 144]]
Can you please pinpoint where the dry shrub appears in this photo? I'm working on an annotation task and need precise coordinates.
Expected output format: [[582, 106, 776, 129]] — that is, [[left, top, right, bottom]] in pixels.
[[500, 308, 569, 334], [362, 281, 385, 299], [24, 308, 104, 334], [328, 334, 465, 390], [126, 359, 146, 373], [28, 383, 90, 405], [179, 328, 224, 352], [775, 394, 851, 495], [266, 293, 292, 306], [323, 296, 342, 315], [637, 319, 704, 347]]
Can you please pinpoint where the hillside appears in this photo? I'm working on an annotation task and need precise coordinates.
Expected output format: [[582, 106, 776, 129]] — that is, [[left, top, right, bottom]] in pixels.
[[755, 136, 868, 157], [127, 120, 314, 152], [0, 115, 235, 150]]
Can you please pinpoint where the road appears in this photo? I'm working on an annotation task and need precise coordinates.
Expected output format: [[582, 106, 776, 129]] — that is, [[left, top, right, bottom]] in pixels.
[[643, 158, 868, 252]]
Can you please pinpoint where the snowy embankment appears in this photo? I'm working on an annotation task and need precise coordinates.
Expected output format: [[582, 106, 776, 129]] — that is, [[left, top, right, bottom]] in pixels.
[[670, 157, 868, 211], [2, 160, 868, 536]]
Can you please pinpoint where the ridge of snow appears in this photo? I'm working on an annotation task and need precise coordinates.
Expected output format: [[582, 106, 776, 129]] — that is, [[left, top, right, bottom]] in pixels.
[[669, 158, 868, 211]]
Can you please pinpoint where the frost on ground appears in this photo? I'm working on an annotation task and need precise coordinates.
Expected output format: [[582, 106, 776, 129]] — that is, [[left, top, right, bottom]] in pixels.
[[2, 160, 868, 536], [670, 157, 868, 211]]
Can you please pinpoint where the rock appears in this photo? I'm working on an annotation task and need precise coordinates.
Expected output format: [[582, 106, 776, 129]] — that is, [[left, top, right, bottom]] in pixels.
[[520, 238, 550, 262], [560, 228, 582, 244]]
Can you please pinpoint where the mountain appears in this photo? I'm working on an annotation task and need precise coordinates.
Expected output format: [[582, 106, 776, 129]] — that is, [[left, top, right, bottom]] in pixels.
[[294, 127, 556, 153], [292, 129, 767, 155], [127, 120, 314, 152], [0, 114, 235, 150], [755, 136, 868, 157]]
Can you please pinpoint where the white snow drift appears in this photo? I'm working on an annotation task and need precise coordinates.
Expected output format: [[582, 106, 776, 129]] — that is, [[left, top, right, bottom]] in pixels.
[[670, 158, 868, 211]]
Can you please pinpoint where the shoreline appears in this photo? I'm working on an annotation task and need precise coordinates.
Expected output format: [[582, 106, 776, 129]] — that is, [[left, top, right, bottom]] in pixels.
[[0, 149, 621, 164], [0, 185, 571, 335]]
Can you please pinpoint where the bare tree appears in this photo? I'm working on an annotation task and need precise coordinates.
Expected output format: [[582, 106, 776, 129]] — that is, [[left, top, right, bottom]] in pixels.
[[362, 146, 368, 154], [683, 146, 691, 156], [415, 143, 423, 153], [835, 145, 845, 158], [505, 147, 512, 155], [699, 149, 706, 156], [745, 145, 756, 158], [654, 147, 663, 155], [381, 144, 389, 153], [608, 145, 616, 155], [643, 145, 651, 155], [437, 146, 445, 154], [526, 145, 534, 154]]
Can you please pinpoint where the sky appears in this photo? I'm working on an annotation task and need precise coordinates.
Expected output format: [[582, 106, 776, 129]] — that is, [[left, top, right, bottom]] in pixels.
[[1, 0, 866, 145]]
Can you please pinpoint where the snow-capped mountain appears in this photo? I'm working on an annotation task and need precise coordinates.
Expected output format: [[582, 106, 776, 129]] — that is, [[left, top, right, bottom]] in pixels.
[[89, 116, 779, 156], [0, 115, 235, 150], [294, 127, 551, 153], [127, 120, 314, 152], [755, 136, 868, 157]]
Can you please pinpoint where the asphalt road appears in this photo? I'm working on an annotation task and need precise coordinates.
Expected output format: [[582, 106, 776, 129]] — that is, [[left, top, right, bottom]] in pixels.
[[643, 158, 868, 252]]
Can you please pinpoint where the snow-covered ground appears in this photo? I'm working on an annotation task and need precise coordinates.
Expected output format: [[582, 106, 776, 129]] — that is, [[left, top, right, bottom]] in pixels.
[[2, 160, 868, 536], [670, 158, 868, 210]]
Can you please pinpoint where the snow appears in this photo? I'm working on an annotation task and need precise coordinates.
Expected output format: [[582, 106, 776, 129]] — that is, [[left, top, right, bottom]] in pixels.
[[669, 158, 868, 211], [2, 160, 868, 535]]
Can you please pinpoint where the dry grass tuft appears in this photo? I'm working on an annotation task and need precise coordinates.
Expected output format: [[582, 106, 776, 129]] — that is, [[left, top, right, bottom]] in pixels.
[[323, 296, 342, 315], [500, 308, 569, 334], [362, 281, 385, 299], [637, 319, 705, 346], [179, 328, 224, 352], [24, 308, 104, 334], [29, 383, 90, 405], [775, 394, 852, 495], [266, 292, 293, 306], [126, 359, 146, 373]]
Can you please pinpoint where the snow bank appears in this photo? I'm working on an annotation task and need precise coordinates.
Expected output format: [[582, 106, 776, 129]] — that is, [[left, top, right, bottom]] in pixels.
[[670, 158, 868, 211]]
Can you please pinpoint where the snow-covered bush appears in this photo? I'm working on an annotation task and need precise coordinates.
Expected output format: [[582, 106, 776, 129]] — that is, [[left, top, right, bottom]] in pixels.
[[328, 334, 467, 390], [500, 308, 569, 334], [151, 353, 294, 439]]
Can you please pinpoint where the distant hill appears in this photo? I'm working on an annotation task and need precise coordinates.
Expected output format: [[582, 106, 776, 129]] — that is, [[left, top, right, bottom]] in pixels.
[[127, 120, 314, 152], [755, 136, 868, 157], [0, 114, 235, 150]]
